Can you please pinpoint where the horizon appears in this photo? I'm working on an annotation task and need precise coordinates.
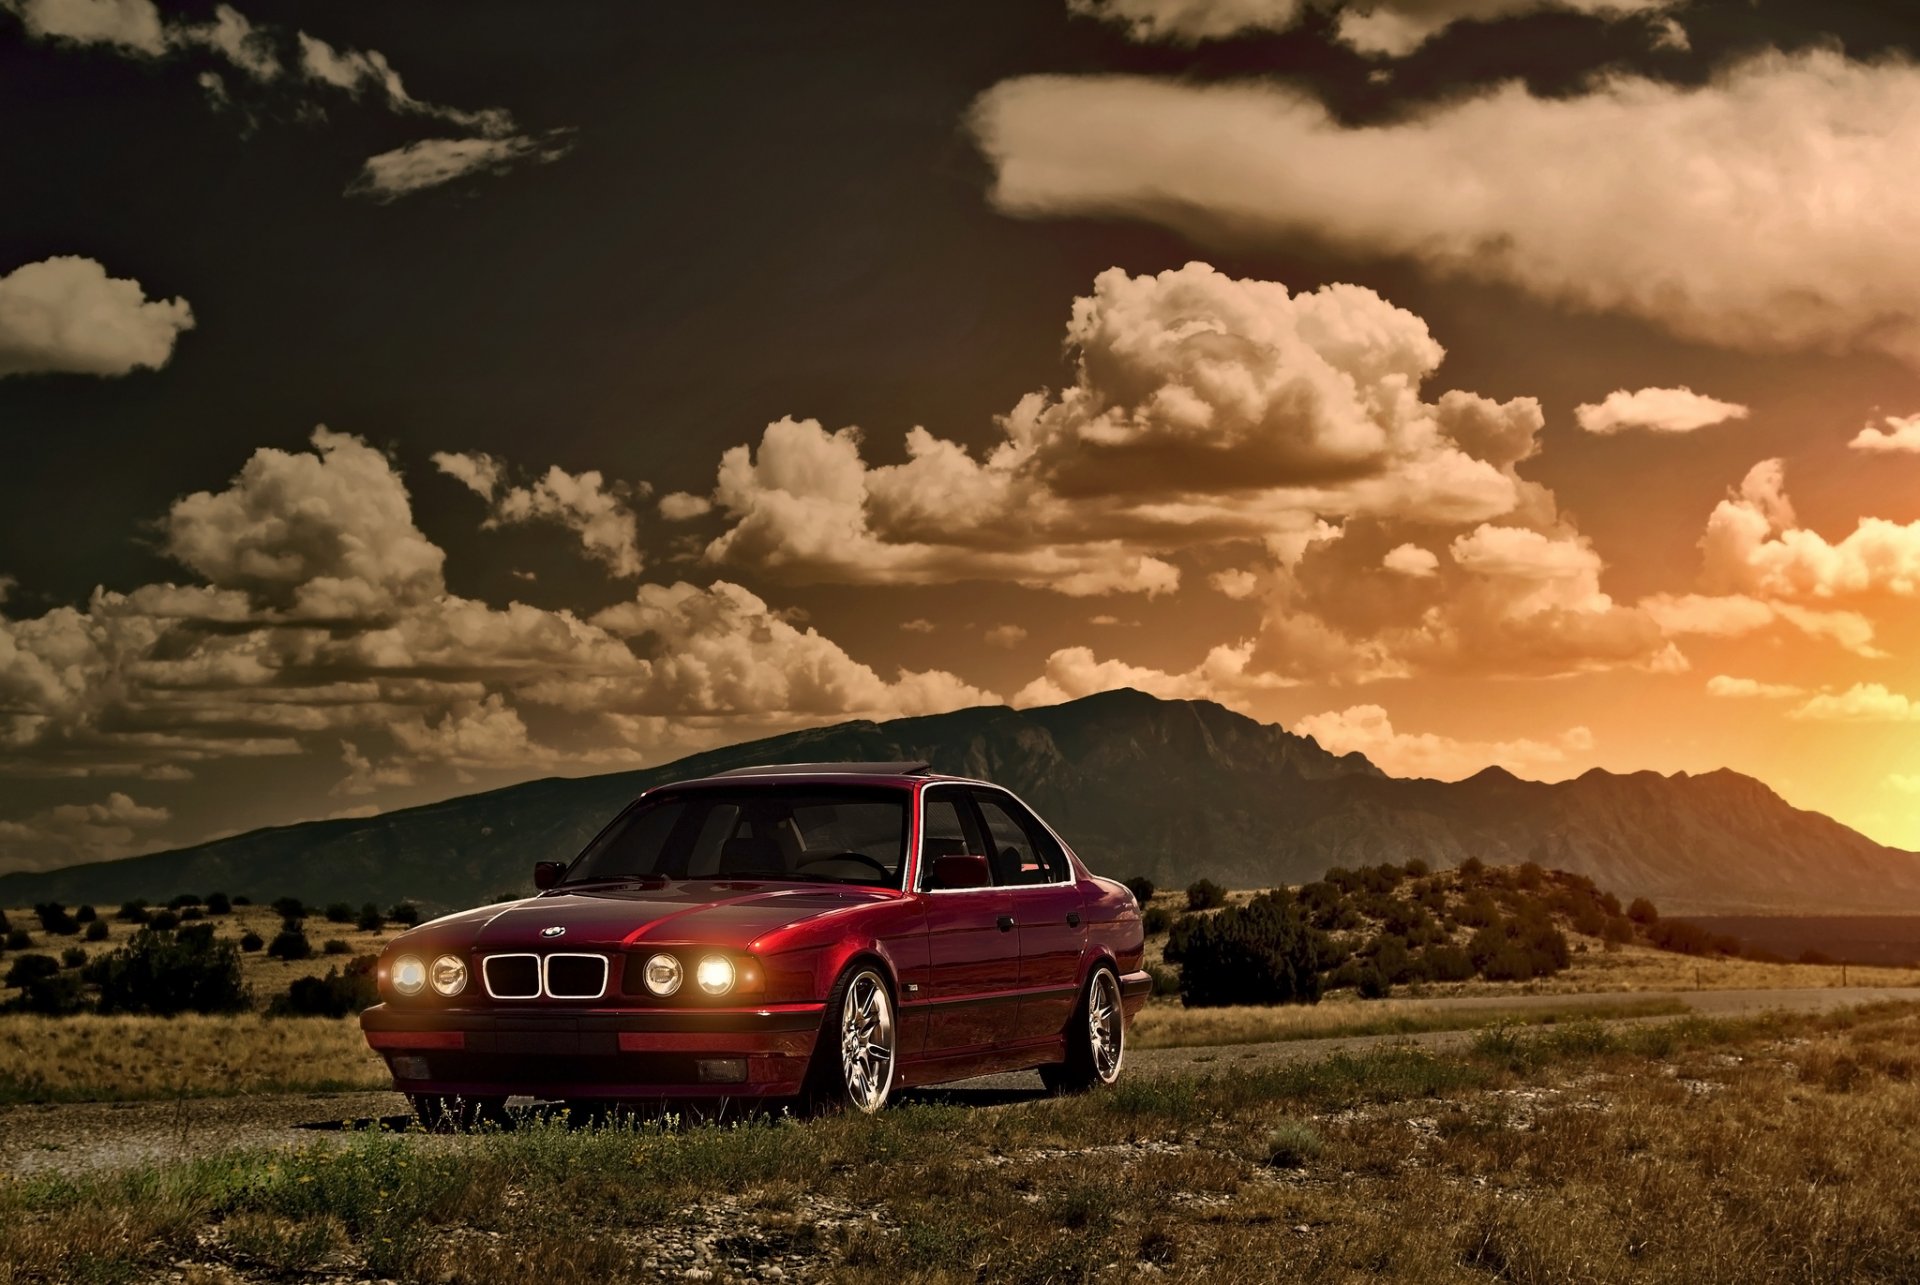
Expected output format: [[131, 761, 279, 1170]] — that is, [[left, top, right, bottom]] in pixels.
[[6, 1, 1920, 877]]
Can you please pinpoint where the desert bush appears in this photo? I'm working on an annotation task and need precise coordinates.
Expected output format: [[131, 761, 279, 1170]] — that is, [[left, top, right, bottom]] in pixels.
[[115, 900, 148, 923], [357, 903, 384, 932], [388, 902, 422, 927], [1404, 857, 1431, 878], [240, 931, 265, 953], [6, 953, 59, 989], [269, 956, 379, 1017], [95, 924, 250, 1015], [167, 894, 199, 911], [1185, 879, 1227, 912], [1176, 891, 1325, 1008], [147, 910, 180, 932], [73, 904, 96, 923], [1123, 876, 1156, 905], [60, 946, 86, 969], [1146, 962, 1181, 997], [1265, 1120, 1323, 1167], [80, 919, 108, 943], [322, 939, 351, 956], [4, 928, 30, 951], [1469, 913, 1571, 982], [180, 907, 204, 921], [271, 897, 306, 921], [1143, 906, 1172, 936], [206, 892, 232, 915], [324, 903, 354, 924], [1628, 896, 1659, 925], [1420, 943, 1476, 982], [269, 924, 314, 961], [232, 894, 252, 906], [34, 903, 79, 936]]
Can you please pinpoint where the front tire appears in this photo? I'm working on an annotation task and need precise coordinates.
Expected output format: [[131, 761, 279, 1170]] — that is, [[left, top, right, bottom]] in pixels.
[[804, 964, 896, 1115], [1042, 966, 1125, 1094]]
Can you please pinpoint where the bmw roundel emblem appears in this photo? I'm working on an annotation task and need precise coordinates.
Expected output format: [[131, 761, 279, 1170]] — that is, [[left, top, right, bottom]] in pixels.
[[540, 925, 566, 938]]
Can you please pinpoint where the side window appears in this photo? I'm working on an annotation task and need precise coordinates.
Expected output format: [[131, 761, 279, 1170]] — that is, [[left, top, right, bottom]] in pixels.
[[973, 792, 1067, 885], [920, 788, 988, 889]]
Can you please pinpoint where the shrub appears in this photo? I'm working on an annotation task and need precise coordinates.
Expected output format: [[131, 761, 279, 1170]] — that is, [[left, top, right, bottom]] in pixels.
[[168, 893, 200, 911], [5, 953, 59, 989], [269, 925, 314, 961], [268, 956, 378, 1018], [74, 904, 97, 923], [388, 903, 422, 927], [6, 954, 86, 1014], [1185, 879, 1228, 912], [1627, 896, 1659, 925], [357, 903, 385, 932], [84, 919, 109, 942], [271, 897, 306, 921], [240, 931, 265, 953], [1123, 876, 1156, 906], [34, 902, 79, 936], [325, 903, 355, 924], [1517, 861, 1545, 891], [1647, 919, 1741, 957], [206, 892, 232, 915], [1403, 858, 1431, 878], [60, 946, 87, 969], [148, 910, 180, 932], [1459, 856, 1485, 878], [180, 907, 205, 921], [1142, 906, 1172, 936], [323, 938, 352, 956], [116, 900, 149, 923], [1266, 1120, 1324, 1168], [1420, 943, 1476, 982], [1468, 912, 1572, 982], [1602, 916, 1633, 945], [4, 929, 30, 951], [1355, 964, 1391, 1000], [1146, 962, 1181, 997], [1175, 891, 1326, 1008], [95, 925, 250, 1015]]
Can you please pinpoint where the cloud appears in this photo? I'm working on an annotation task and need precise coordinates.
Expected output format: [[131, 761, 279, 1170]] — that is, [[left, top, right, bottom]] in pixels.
[[1575, 387, 1749, 435], [347, 133, 572, 203], [1789, 683, 1920, 724], [971, 50, 1920, 367], [0, 790, 170, 872], [1383, 543, 1438, 576], [1066, 0, 1677, 55], [1849, 413, 1920, 455], [4, 0, 166, 54], [1702, 459, 1920, 601], [1887, 774, 1920, 797], [1293, 704, 1594, 780], [434, 452, 644, 577], [1639, 592, 1881, 656], [900, 618, 936, 633], [1012, 641, 1292, 710], [985, 624, 1029, 648], [0, 256, 193, 378], [658, 491, 713, 521], [1705, 675, 1805, 700]]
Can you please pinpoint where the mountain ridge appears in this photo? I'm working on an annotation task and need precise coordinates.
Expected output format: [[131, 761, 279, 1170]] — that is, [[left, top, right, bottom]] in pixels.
[[2, 688, 1914, 915]]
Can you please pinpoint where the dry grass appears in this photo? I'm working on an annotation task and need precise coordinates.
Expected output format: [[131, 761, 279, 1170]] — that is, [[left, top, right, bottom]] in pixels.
[[1129, 993, 1687, 1049], [3, 1002, 1918, 1282], [0, 1014, 386, 1104]]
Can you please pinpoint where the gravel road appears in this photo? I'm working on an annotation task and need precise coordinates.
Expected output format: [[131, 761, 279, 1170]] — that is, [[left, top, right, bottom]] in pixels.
[[3, 986, 1909, 1179]]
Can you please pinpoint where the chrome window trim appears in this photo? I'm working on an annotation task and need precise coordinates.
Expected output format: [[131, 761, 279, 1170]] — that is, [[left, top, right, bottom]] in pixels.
[[541, 952, 610, 1001], [913, 780, 1081, 896], [481, 952, 541, 1000]]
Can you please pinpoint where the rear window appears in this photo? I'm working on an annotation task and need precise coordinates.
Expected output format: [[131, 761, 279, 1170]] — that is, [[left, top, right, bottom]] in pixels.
[[564, 785, 910, 889]]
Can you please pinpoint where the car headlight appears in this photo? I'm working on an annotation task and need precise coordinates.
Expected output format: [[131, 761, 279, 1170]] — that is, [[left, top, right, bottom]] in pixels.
[[642, 952, 683, 996], [392, 955, 426, 996], [696, 954, 735, 996], [430, 954, 466, 997]]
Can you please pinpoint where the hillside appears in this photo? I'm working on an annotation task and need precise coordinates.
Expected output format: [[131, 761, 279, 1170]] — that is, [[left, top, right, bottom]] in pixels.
[[2, 689, 1916, 913]]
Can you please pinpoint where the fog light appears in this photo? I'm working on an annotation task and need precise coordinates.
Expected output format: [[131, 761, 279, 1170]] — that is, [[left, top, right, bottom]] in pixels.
[[643, 953, 683, 996], [389, 1054, 430, 1080], [393, 955, 426, 996], [696, 954, 735, 996], [430, 954, 466, 997], [695, 1057, 748, 1084]]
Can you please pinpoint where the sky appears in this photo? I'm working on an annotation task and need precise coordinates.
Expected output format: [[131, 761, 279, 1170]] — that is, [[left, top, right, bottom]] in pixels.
[[4, 0, 1920, 874]]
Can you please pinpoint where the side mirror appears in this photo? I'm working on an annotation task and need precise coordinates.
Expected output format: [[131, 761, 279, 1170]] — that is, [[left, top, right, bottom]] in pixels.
[[533, 861, 566, 891], [931, 853, 992, 891]]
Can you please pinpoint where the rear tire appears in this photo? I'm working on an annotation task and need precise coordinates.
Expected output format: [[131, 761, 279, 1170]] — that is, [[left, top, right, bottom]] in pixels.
[[802, 964, 896, 1115], [409, 1093, 508, 1131], [1043, 966, 1125, 1094]]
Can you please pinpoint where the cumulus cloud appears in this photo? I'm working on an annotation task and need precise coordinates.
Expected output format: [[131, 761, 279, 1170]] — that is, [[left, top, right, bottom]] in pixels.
[[985, 624, 1029, 649], [3, 0, 167, 53], [1702, 459, 1920, 601], [1639, 592, 1881, 657], [658, 491, 713, 521], [0, 256, 193, 378], [972, 51, 1920, 367], [347, 132, 572, 202], [434, 451, 644, 577], [1012, 641, 1292, 710], [1293, 704, 1594, 780], [1066, 0, 1677, 55], [1575, 387, 1749, 436], [1383, 543, 1438, 576], [1705, 674, 1805, 700], [1849, 413, 1920, 455], [1789, 683, 1920, 724], [0, 790, 171, 872]]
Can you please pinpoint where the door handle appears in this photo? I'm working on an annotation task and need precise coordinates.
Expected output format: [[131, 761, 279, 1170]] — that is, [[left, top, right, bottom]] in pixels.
[[997, 915, 1015, 933], [1066, 912, 1081, 928]]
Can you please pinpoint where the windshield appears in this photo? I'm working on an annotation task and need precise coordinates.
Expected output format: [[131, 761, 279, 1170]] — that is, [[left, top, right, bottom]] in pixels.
[[562, 785, 910, 889]]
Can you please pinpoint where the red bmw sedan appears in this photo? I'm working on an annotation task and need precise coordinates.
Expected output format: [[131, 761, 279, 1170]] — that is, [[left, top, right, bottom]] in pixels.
[[359, 762, 1150, 1121]]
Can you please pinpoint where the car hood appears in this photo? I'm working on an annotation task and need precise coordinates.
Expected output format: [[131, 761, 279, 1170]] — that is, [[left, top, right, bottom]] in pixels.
[[426, 881, 898, 953]]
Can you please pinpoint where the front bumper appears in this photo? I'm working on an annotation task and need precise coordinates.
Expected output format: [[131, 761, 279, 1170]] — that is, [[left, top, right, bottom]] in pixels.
[[360, 1002, 827, 1100]]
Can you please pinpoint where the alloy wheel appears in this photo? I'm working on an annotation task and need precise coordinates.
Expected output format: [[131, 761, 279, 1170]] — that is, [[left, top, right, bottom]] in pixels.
[[1088, 969, 1124, 1083], [839, 969, 895, 1112]]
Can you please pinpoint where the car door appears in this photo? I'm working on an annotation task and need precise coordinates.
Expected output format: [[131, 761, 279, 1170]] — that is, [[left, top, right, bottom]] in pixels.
[[973, 789, 1088, 1042], [917, 785, 1020, 1055]]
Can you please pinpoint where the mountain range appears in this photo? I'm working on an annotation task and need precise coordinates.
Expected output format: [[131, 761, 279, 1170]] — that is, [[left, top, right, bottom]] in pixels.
[[4, 689, 1917, 915]]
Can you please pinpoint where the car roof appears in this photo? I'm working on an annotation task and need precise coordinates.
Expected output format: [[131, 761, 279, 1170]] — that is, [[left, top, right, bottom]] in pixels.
[[664, 762, 995, 790]]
